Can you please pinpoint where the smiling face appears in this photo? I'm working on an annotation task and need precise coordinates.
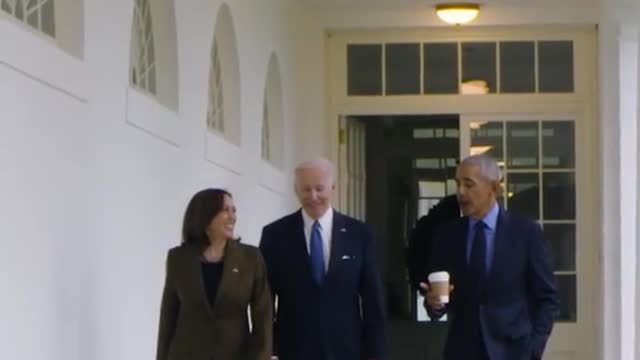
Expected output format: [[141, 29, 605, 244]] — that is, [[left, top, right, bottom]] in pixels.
[[206, 194, 237, 242], [294, 165, 335, 220], [455, 163, 499, 219]]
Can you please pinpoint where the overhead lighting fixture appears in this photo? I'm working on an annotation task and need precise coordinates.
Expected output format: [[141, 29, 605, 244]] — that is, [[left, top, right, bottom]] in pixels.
[[461, 80, 489, 94], [470, 145, 493, 156], [436, 3, 480, 25]]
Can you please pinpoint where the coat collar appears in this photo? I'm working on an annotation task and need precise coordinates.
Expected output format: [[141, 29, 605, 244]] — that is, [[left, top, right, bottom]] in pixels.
[[186, 239, 242, 318]]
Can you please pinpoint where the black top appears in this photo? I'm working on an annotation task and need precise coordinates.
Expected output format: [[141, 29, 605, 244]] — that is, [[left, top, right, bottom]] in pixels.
[[201, 261, 224, 307], [407, 194, 461, 294]]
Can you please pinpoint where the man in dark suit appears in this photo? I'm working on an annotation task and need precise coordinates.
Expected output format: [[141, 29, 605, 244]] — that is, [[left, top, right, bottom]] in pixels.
[[421, 154, 559, 360], [407, 194, 460, 295], [259, 158, 385, 360]]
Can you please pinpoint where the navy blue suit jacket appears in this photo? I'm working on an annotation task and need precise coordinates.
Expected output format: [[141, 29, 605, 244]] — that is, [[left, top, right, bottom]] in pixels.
[[259, 210, 385, 360], [429, 208, 559, 360]]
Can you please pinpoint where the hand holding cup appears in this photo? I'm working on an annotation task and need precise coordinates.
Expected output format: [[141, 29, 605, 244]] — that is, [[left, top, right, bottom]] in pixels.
[[420, 271, 453, 310]]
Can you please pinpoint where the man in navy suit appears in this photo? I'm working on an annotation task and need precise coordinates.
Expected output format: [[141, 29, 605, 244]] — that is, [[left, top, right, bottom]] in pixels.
[[421, 154, 559, 360], [259, 158, 385, 360]]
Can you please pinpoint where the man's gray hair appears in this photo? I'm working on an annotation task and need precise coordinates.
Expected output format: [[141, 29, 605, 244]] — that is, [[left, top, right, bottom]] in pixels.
[[459, 154, 502, 182], [295, 158, 336, 184]]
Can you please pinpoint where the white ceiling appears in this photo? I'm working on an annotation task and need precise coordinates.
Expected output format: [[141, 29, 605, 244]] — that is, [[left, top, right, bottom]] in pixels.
[[301, 0, 598, 9]]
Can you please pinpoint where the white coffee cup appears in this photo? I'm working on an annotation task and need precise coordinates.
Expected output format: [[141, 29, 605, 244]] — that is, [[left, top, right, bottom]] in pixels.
[[428, 271, 450, 304]]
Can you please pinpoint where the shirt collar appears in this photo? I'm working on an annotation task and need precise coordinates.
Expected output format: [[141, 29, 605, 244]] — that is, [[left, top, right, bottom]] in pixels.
[[302, 207, 333, 231], [469, 202, 500, 230]]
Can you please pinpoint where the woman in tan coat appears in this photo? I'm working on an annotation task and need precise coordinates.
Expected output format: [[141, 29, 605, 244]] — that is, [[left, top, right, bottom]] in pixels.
[[156, 189, 272, 360]]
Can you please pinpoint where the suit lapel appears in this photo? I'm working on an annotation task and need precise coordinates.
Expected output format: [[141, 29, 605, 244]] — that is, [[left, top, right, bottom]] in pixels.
[[185, 244, 217, 319], [487, 208, 508, 284], [326, 211, 347, 282], [189, 240, 242, 319], [211, 240, 240, 317], [456, 217, 470, 275], [291, 210, 314, 276]]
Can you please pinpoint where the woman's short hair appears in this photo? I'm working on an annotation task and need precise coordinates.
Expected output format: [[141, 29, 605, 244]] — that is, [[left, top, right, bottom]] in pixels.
[[181, 188, 231, 247]]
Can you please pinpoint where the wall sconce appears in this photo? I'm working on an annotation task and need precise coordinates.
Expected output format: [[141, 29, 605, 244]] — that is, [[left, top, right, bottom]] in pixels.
[[436, 3, 480, 25]]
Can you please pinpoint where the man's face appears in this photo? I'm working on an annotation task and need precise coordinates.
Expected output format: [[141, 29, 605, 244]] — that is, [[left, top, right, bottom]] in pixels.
[[294, 167, 334, 219], [455, 164, 498, 219]]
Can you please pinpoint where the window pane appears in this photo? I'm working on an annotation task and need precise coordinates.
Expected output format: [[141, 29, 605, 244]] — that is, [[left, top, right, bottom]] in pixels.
[[148, 35, 155, 64], [556, 274, 577, 322], [543, 121, 575, 168], [500, 42, 535, 93], [41, 0, 55, 37], [418, 181, 446, 197], [507, 122, 538, 169], [413, 128, 434, 139], [470, 121, 503, 162], [539, 41, 574, 92], [543, 172, 576, 220], [418, 199, 443, 217], [386, 43, 420, 95], [424, 43, 458, 94], [347, 44, 382, 96], [462, 42, 496, 94], [415, 158, 444, 169], [15, 0, 24, 20], [543, 223, 576, 272], [507, 172, 540, 220], [26, 7, 38, 29], [148, 67, 156, 94], [1, 1, 11, 13]]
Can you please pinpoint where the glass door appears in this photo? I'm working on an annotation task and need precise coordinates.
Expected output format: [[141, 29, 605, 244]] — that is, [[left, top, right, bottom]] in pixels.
[[460, 114, 594, 360]]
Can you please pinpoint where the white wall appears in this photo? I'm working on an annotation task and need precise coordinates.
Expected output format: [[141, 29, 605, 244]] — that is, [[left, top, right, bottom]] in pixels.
[[0, 0, 326, 359], [0, 64, 93, 360]]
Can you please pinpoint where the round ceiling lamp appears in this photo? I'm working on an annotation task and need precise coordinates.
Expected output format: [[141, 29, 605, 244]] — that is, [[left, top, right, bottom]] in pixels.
[[436, 3, 480, 25]]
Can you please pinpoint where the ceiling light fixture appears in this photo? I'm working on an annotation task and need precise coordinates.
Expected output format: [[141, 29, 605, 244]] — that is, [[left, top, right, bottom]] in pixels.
[[436, 3, 480, 25]]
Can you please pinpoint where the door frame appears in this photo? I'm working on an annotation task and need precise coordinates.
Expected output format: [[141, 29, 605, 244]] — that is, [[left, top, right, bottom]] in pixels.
[[326, 24, 599, 360]]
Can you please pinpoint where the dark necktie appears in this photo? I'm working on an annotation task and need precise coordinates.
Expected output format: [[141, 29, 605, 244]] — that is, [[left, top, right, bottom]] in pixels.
[[310, 221, 325, 285], [469, 220, 487, 300]]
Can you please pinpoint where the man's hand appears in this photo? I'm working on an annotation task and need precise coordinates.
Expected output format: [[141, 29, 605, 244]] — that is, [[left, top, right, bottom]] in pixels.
[[419, 282, 454, 310]]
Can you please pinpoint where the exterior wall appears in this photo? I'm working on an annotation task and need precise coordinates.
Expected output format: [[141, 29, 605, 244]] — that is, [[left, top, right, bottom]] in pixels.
[[2, 0, 640, 359], [0, 0, 325, 359]]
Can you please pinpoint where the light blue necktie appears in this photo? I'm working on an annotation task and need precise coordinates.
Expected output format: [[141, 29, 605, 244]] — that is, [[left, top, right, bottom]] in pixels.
[[310, 221, 325, 285]]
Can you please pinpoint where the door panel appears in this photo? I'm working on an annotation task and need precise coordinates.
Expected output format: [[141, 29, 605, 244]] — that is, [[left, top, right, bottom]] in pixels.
[[460, 114, 595, 360]]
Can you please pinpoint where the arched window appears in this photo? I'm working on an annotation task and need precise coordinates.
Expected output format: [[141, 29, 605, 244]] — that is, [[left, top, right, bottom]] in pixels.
[[126, 0, 179, 143], [207, 38, 224, 133], [262, 53, 284, 169], [206, 3, 241, 145], [262, 97, 270, 161], [130, 0, 156, 95], [1, 0, 56, 37]]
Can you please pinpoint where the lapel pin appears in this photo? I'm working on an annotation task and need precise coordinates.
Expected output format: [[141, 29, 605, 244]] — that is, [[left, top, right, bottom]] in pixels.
[[340, 228, 347, 232], [232, 268, 239, 273], [341, 255, 351, 260]]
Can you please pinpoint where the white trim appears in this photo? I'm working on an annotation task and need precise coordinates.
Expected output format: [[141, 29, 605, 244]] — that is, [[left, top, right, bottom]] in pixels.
[[0, 18, 86, 101], [259, 160, 286, 195], [125, 87, 182, 146], [204, 130, 244, 175]]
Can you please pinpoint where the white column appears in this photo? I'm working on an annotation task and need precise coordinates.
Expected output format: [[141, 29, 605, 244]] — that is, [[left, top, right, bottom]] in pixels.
[[636, 18, 640, 360], [599, 18, 621, 360], [599, 13, 640, 360], [618, 22, 638, 360]]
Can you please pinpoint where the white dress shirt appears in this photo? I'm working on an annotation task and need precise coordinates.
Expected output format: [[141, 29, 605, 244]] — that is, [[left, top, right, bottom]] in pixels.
[[301, 207, 333, 271]]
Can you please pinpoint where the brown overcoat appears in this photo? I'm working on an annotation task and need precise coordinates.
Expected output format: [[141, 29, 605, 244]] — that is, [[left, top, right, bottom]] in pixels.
[[156, 240, 272, 360]]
